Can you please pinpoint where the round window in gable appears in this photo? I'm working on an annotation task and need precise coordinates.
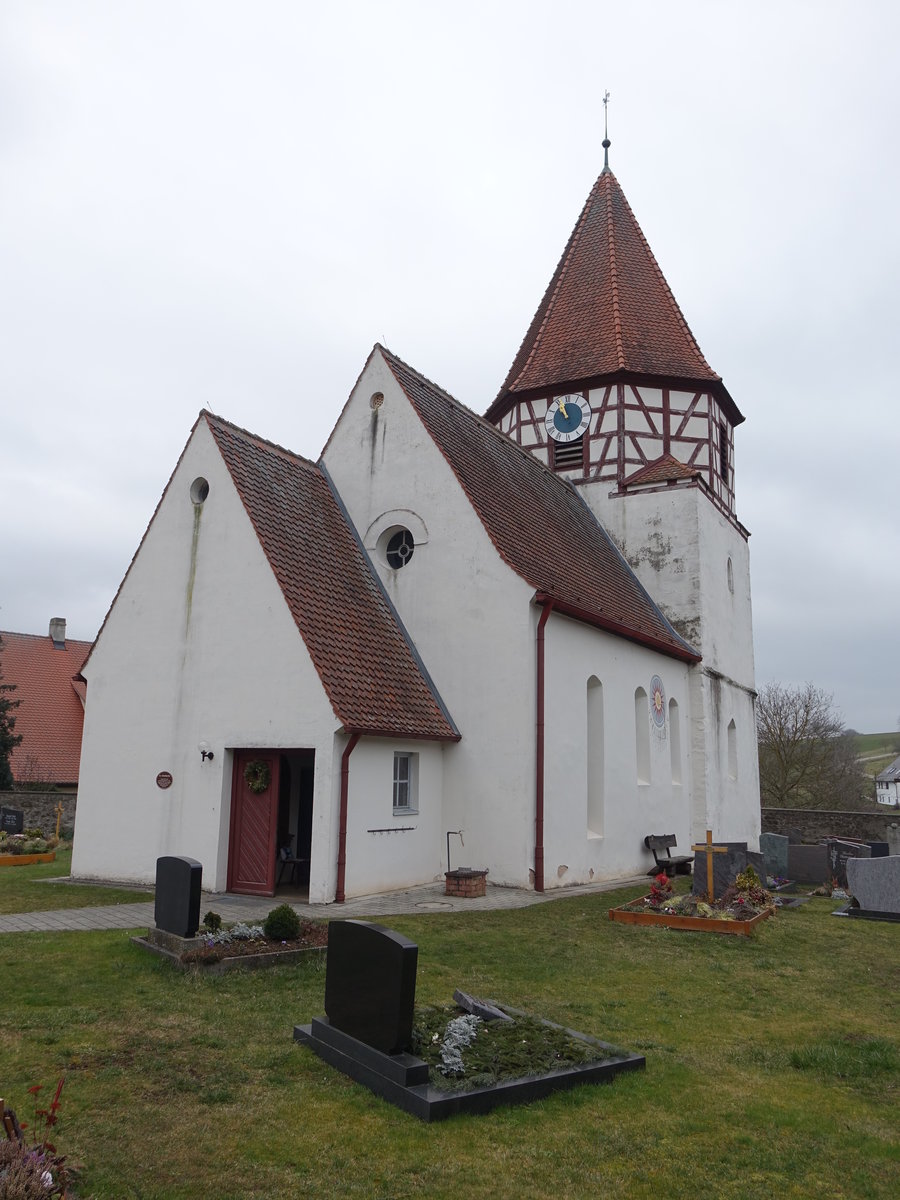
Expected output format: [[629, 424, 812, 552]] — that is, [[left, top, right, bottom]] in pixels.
[[385, 528, 415, 569], [190, 477, 210, 504]]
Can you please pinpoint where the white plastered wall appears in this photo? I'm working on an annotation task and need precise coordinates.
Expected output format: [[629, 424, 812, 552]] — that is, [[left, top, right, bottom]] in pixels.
[[323, 351, 538, 887], [542, 612, 695, 886], [339, 737, 446, 898], [73, 420, 343, 893]]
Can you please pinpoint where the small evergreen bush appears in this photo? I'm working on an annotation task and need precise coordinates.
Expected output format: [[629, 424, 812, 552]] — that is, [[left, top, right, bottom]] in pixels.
[[263, 903, 301, 941]]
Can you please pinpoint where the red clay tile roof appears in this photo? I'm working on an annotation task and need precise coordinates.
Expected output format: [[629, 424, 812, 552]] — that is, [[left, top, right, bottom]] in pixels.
[[204, 414, 458, 740], [381, 348, 699, 662], [624, 454, 701, 487], [489, 170, 741, 425], [0, 630, 93, 786]]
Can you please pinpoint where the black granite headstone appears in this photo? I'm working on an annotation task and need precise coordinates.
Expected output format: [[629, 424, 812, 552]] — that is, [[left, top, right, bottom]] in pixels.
[[691, 842, 766, 899], [0, 807, 24, 835], [867, 842, 890, 858], [154, 856, 202, 938], [325, 920, 418, 1055], [826, 839, 871, 891], [787, 843, 829, 884]]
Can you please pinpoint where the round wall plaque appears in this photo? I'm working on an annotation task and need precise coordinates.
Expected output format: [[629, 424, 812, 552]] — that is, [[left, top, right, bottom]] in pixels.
[[156, 771, 173, 789]]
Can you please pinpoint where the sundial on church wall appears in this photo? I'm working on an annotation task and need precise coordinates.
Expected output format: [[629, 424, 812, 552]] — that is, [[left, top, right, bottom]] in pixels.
[[650, 675, 667, 738]]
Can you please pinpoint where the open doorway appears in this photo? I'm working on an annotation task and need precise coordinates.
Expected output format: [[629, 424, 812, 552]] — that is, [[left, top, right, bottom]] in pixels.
[[227, 748, 314, 897], [275, 750, 315, 899]]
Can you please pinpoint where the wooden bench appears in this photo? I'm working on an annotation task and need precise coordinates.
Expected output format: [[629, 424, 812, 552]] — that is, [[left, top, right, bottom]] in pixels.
[[644, 834, 693, 877]]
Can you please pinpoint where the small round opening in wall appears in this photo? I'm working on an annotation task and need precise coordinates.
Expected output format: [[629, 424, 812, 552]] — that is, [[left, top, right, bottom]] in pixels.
[[370, 392, 384, 410], [385, 528, 415, 569], [190, 477, 210, 504]]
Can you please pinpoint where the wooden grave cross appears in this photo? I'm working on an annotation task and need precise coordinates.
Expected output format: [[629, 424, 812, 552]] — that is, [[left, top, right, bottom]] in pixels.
[[691, 830, 728, 903]]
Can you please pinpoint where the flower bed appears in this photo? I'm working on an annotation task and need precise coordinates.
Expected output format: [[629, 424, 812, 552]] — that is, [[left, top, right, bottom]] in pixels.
[[134, 906, 328, 973], [609, 870, 776, 937], [0, 831, 58, 865]]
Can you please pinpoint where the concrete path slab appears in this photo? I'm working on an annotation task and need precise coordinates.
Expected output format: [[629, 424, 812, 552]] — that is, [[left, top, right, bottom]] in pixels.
[[0, 874, 648, 935]]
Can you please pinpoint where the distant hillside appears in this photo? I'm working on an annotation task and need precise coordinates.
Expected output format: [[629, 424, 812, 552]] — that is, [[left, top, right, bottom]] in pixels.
[[854, 731, 900, 784]]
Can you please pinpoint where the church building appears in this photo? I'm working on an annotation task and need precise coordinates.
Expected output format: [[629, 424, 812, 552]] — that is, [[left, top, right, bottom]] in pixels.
[[72, 155, 760, 902]]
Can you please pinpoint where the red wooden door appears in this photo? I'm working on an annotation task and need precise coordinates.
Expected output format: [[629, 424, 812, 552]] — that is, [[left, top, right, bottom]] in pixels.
[[227, 750, 280, 895]]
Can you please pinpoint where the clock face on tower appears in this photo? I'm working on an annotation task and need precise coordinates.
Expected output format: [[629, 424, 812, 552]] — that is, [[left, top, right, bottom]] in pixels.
[[545, 394, 591, 442]]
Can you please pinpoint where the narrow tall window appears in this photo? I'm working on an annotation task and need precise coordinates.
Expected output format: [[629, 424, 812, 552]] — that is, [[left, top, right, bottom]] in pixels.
[[727, 719, 737, 781], [393, 752, 418, 813], [719, 421, 729, 481], [635, 687, 650, 784], [669, 698, 682, 785], [587, 677, 604, 835]]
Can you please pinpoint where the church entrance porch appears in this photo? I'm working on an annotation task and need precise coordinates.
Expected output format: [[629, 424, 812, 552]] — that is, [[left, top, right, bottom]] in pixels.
[[227, 749, 315, 897]]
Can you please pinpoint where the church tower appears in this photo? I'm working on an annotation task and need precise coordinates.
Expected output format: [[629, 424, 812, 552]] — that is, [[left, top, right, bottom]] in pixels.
[[485, 151, 759, 844]]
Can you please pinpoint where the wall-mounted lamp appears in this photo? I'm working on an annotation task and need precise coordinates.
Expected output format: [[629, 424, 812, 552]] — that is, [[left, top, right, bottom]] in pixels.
[[199, 742, 215, 763]]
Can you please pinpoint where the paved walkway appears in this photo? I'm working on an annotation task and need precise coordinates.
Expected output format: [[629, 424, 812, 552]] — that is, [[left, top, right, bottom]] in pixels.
[[0, 873, 647, 934]]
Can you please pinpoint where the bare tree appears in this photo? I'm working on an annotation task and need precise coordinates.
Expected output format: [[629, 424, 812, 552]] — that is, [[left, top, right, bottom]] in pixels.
[[757, 682, 869, 809]]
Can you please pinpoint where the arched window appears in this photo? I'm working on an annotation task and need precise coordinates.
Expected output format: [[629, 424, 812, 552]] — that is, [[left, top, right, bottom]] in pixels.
[[669, 698, 682, 785], [635, 687, 650, 784], [587, 677, 604, 836], [727, 719, 738, 781]]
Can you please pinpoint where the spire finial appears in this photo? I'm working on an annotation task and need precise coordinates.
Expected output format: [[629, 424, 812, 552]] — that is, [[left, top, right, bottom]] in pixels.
[[602, 90, 611, 170]]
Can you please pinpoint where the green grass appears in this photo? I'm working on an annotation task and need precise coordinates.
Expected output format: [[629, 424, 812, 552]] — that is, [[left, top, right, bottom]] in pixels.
[[0, 846, 152, 914], [855, 731, 900, 759], [2, 884, 898, 1199]]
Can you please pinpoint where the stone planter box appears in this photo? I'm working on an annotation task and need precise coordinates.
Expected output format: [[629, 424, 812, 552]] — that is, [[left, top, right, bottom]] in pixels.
[[0, 852, 56, 868], [132, 929, 326, 973], [609, 900, 775, 937]]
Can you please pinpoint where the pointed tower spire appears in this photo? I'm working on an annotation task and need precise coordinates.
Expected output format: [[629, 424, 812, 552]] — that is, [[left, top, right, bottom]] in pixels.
[[488, 166, 741, 425], [602, 90, 611, 171]]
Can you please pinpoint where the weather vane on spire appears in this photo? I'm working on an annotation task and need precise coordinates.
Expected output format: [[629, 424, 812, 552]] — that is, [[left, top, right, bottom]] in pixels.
[[602, 90, 611, 170]]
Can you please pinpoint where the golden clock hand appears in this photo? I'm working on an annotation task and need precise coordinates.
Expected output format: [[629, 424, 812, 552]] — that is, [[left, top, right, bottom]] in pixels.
[[558, 399, 568, 420]]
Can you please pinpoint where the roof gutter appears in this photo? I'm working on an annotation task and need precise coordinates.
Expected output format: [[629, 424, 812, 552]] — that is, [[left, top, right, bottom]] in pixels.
[[533, 592, 700, 664], [534, 599, 554, 894], [335, 732, 361, 903]]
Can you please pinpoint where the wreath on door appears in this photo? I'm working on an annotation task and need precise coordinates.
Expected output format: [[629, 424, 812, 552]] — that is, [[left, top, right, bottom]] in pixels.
[[243, 759, 271, 795]]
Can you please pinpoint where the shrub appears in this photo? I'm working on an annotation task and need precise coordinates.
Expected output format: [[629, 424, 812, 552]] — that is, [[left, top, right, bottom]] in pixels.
[[263, 903, 301, 941], [202, 910, 222, 932]]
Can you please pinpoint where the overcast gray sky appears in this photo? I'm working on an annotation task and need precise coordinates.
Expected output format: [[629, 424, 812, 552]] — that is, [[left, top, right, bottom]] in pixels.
[[2, 1, 898, 733]]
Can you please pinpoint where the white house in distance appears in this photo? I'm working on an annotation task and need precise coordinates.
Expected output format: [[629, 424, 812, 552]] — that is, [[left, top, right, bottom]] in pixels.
[[72, 155, 761, 902], [875, 757, 900, 808]]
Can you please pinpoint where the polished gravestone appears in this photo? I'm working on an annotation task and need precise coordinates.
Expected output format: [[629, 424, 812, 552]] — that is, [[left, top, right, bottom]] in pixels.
[[787, 843, 829, 884], [760, 832, 789, 880], [325, 920, 418, 1055], [691, 842, 767, 899], [844, 856, 900, 921], [295, 920, 644, 1120], [826, 839, 871, 891], [0, 807, 24, 835], [154, 856, 202, 938]]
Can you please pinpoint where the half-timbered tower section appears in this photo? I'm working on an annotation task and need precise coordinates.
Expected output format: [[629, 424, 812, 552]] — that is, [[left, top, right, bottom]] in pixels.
[[486, 164, 759, 842]]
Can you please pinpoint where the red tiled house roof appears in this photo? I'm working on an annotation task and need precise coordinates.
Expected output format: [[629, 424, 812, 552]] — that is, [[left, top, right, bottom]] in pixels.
[[380, 348, 699, 662], [0, 628, 93, 787], [624, 454, 701, 487], [487, 169, 742, 426], [204, 414, 458, 741]]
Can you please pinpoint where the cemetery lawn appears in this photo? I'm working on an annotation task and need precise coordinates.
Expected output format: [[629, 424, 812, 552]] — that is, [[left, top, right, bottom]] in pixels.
[[2, 884, 898, 1200], [0, 846, 152, 914]]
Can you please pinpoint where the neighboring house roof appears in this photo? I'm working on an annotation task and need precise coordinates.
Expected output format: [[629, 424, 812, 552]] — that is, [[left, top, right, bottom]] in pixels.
[[624, 453, 702, 488], [487, 168, 742, 425], [0, 627, 93, 787], [204, 414, 459, 741], [876, 755, 900, 784], [381, 347, 699, 663]]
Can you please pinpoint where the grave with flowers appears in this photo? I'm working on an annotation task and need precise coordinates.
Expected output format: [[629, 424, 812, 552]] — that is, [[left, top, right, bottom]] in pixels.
[[609, 830, 776, 936], [295, 919, 644, 1121]]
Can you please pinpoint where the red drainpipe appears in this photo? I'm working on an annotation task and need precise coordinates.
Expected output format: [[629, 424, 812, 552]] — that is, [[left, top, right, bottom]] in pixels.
[[535, 600, 554, 893], [335, 732, 360, 903]]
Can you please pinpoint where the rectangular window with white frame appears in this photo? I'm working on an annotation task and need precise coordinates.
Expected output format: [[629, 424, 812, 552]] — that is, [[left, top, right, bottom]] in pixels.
[[393, 751, 418, 814]]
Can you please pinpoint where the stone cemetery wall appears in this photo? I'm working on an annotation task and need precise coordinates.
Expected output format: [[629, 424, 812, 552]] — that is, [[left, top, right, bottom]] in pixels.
[[762, 808, 900, 854], [0, 790, 76, 836]]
